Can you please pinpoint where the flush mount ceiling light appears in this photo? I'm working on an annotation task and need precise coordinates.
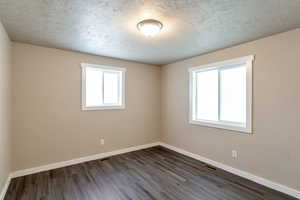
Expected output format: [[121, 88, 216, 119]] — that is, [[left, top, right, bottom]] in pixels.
[[137, 19, 163, 37]]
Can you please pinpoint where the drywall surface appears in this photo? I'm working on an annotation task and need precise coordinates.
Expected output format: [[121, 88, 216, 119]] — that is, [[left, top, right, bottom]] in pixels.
[[12, 43, 161, 170], [0, 21, 11, 193], [2, 1, 300, 65], [161, 28, 300, 190]]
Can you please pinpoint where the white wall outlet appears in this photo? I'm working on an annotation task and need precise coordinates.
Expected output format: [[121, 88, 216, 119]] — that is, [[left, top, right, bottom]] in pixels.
[[232, 150, 238, 159], [100, 139, 105, 145]]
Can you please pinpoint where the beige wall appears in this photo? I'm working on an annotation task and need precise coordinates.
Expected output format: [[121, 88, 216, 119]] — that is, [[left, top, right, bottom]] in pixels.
[[0, 22, 11, 192], [12, 43, 161, 171], [161, 28, 300, 190]]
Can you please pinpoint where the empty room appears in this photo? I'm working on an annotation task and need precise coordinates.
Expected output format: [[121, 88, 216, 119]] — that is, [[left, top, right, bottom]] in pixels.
[[0, 0, 300, 199]]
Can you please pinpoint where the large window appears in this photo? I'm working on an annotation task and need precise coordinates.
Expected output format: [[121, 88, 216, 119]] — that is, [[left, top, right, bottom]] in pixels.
[[189, 56, 254, 133], [81, 63, 126, 110]]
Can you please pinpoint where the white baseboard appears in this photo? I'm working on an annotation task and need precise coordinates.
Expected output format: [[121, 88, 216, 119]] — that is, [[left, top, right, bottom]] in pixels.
[[7, 141, 300, 199], [11, 142, 160, 178], [158, 142, 300, 199], [0, 174, 11, 200]]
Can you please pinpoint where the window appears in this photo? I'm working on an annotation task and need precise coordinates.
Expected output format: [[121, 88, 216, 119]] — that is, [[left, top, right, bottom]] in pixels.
[[189, 55, 254, 133], [81, 63, 126, 110]]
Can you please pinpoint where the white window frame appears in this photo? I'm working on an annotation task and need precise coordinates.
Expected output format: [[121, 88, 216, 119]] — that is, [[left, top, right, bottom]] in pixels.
[[189, 55, 254, 133], [81, 63, 126, 111]]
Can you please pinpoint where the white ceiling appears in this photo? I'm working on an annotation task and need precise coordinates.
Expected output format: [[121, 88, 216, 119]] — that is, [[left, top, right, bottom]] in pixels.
[[1, 0, 300, 65]]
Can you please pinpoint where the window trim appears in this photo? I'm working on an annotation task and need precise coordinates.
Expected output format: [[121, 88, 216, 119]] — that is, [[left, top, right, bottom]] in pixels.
[[189, 55, 254, 133], [81, 63, 126, 111]]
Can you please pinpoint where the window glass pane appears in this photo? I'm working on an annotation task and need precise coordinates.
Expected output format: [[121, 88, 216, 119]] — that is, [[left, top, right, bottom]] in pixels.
[[103, 71, 120, 104], [86, 67, 103, 107], [220, 66, 246, 123], [196, 70, 219, 121]]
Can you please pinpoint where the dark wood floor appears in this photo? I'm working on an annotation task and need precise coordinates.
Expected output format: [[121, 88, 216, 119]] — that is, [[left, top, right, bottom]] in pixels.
[[5, 146, 297, 200]]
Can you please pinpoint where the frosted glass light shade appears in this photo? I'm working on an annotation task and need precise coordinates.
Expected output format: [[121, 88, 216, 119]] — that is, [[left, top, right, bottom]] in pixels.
[[137, 19, 163, 37]]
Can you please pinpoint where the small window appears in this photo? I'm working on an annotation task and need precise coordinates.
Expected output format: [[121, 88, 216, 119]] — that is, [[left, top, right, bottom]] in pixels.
[[81, 63, 126, 110], [189, 55, 254, 133]]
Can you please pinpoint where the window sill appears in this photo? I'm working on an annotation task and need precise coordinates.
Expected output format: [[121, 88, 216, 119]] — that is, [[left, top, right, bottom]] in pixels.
[[82, 105, 125, 111], [189, 119, 251, 134]]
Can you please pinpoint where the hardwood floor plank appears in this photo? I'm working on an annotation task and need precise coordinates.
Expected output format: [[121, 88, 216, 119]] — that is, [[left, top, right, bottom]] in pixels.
[[4, 146, 298, 200]]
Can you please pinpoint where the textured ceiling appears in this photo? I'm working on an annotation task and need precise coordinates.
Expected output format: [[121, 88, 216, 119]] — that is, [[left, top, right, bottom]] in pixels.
[[1, 0, 300, 65]]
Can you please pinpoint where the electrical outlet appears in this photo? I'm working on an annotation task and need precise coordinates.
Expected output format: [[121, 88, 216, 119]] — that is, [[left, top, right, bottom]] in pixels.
[[232, 150, 238, 159], [100, 139, 105, 145]]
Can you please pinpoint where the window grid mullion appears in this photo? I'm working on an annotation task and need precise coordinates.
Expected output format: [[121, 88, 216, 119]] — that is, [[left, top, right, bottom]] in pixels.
[[218, 69, 221, 122], [194, 72, 198, 120], [117, 72, 121, 105], [102, 71, 105, 105]]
